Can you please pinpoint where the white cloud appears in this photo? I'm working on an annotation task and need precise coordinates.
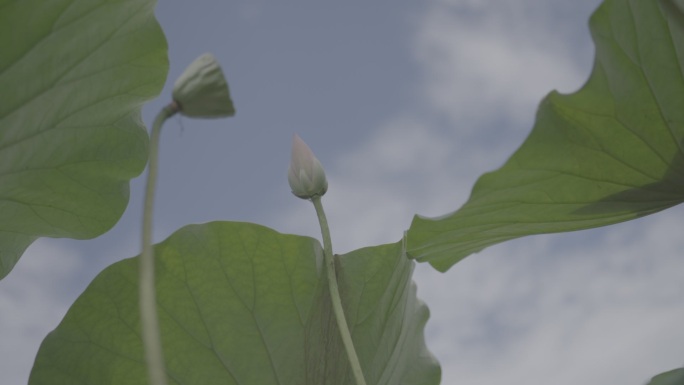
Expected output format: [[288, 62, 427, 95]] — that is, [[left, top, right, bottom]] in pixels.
[[0, 240, 86, 385], [273, 1, 684, 384], [276, 116, 463, 253], [4, 1, 680, 385], [415, 0, 596, 133], [274, 0, 602, 250], [417, 208, 684, 385], [0, 229, 140, 385]]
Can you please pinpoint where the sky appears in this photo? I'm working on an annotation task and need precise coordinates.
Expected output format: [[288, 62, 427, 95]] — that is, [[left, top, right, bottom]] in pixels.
[[2, 0, 684, 384]]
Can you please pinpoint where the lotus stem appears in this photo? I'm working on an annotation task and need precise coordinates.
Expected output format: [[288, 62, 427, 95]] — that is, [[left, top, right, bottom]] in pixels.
[[139, 102, 178, 385], [311, 196, 368, 385]]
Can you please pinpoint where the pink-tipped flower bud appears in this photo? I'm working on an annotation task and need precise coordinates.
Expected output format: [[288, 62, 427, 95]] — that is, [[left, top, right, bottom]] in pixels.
[[288, 134, 328, 199], [172, 53, 235, 118]]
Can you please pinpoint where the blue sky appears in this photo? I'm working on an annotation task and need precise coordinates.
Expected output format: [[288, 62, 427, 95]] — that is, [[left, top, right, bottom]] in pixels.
[[2, 0, 684, 384]]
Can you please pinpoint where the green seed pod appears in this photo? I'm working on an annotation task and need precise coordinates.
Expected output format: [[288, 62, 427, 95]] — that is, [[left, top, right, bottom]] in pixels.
[[172, 53, 235, 118]]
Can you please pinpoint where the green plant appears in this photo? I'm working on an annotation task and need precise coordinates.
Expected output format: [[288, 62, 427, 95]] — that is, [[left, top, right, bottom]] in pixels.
[[1, 0, 683, 384]]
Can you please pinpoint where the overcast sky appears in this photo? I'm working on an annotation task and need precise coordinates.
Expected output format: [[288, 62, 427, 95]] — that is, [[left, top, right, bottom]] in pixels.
[[2, 0, 684, 384]]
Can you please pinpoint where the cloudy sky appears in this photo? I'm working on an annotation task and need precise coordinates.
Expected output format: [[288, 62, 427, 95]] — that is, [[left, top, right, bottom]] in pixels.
[[2, 0, 684, 384]]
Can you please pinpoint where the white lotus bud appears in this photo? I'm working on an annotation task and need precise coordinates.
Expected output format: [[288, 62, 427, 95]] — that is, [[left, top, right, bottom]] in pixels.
[[288, 134, 328, 199], [172, 53, 235, 118]]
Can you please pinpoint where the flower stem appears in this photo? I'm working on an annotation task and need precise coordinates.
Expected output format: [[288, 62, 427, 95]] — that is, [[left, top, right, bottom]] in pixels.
[[311, 196, 368, 385], [140, 103, 178, 385]]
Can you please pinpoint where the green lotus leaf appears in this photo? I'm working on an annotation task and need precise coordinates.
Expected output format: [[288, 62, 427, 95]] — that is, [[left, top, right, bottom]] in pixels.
[[0, 0, 168, 278], [646, 368, 684, 385], [29, 222, 440, 385], [406, 0, 684, 271]]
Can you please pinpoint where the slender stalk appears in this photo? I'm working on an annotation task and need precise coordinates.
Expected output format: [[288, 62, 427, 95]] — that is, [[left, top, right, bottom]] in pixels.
[[140, 102, 178, 385], [311, 196, 368, 385]]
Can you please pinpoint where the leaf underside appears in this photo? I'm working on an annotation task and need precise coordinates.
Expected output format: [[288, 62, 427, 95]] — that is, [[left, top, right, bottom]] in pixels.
[[406, 0, 684, 272], [29, 222, 440, 385], [0, 0, 168, 279]]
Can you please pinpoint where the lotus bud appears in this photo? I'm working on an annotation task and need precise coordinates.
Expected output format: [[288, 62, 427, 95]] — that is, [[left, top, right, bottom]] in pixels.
[[172, 53, 235, 118], [288, 134, 328, 199]]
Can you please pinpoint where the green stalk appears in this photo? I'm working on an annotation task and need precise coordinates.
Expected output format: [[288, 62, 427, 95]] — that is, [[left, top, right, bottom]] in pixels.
[[140, 102, 178, 385], [311, 196, 368, 385]]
